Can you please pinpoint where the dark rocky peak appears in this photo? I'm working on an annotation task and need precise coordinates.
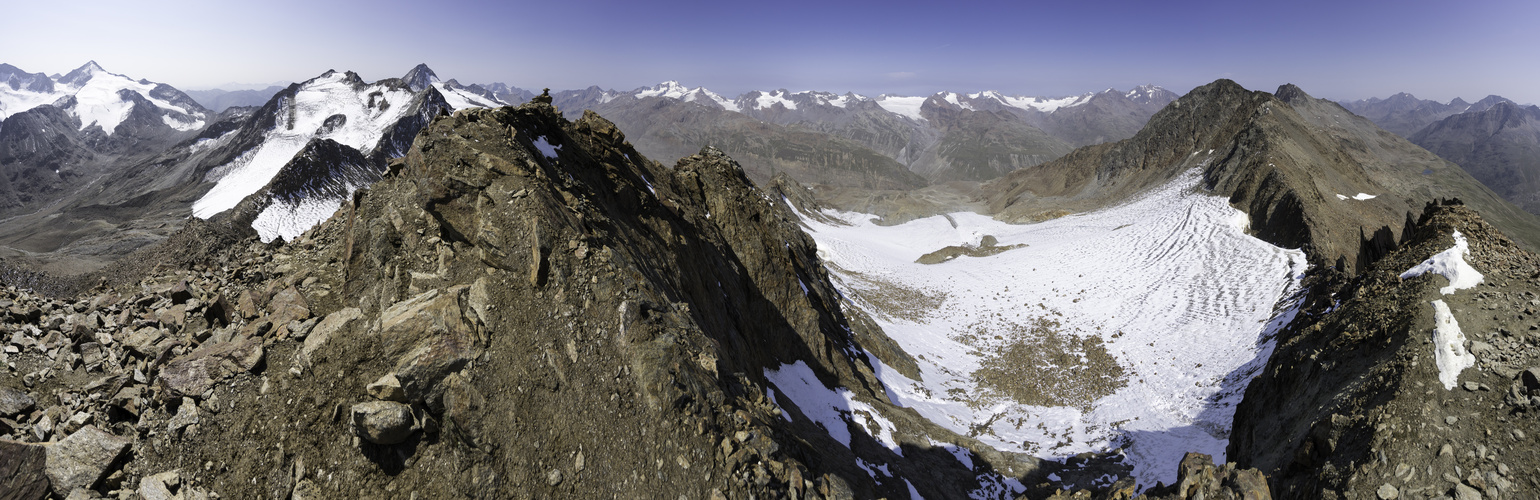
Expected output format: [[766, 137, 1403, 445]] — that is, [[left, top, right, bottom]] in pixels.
[[0, 63, 53, 93], [149, 83, 211, 115], [58, 60, 108, 87], [1449, 96, 1470, 107], [1273, 83, 1311, 104], [401, 63, 437, 92]]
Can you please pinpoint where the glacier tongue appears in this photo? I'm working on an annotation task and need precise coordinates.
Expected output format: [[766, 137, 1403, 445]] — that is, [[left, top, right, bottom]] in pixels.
[[804, 168, 1307, 488]]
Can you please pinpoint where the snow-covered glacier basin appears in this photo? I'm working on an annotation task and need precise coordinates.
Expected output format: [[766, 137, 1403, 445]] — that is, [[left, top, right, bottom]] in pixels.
[[802, 168, 1307, 488]]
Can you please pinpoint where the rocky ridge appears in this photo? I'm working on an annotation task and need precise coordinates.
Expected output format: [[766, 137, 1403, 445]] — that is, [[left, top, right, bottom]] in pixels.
[[1229, 200, 1540, 499]]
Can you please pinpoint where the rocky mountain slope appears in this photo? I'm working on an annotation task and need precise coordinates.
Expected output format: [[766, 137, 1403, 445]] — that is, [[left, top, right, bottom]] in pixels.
[[1229, 200, 1540, 499], [982, 79, 1540, 271], [1409, 102, 1540, 214]]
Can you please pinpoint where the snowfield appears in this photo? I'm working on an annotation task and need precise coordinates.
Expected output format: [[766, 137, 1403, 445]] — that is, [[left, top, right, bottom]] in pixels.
[[795, 168, 1307, 489]]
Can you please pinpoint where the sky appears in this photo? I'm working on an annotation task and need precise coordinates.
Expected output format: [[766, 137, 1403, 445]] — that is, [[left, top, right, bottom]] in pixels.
[[1, 0, 1537, 104]]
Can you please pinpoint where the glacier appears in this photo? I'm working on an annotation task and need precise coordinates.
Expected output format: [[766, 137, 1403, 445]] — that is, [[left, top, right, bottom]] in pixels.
[[800, 168, 1307, 488]]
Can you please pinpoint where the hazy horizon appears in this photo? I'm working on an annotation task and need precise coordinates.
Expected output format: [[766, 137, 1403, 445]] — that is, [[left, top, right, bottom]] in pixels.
[[2, 0, 1536, 104]]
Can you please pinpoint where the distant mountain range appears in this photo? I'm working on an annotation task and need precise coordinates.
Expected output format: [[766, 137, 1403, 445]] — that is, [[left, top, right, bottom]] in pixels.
[[1338, 93, 1517, 137], [1342, 93, 1540, 216], [183, 86, 288, 112], [552, 81, 1177, 185]]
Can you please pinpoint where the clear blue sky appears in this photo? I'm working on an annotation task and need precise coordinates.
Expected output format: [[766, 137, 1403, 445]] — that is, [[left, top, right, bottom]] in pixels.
[[2, 0, 1536, 103]]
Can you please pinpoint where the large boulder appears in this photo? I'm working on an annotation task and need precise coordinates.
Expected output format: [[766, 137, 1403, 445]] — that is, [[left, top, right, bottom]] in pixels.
[[44, 425, 132, 493], [0, 387, 36, 417], [157, 336, 264, 399], [350, 401, 415, 445]]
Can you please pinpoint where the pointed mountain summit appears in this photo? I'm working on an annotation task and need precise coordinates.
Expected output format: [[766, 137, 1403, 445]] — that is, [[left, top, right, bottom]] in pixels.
[[402, 63, 438, 92], [57, 60, 107, 87]]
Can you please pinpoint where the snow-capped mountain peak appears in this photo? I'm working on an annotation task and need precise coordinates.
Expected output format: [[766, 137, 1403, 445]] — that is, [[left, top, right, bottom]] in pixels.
[[0, 61, 208, 134], [635, 81, 739, 112], [58, 60, 108, 87]]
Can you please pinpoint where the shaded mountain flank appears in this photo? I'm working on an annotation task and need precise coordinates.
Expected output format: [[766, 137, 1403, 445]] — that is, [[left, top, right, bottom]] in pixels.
[[1410, 102, 1540, 214]]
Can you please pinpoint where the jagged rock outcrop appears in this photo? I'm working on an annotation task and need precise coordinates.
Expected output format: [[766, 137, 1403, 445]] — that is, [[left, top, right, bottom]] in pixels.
[[1229, 201, 1540, 499]]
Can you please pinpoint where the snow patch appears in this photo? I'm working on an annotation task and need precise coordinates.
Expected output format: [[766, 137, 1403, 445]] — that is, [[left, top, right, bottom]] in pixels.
[[1336, 193, 1377, 201], [532, 135, 561, 159], [252, 195, 347, 243], [905, 479, 924, 500], [1399, 231, 1484, 294], [763, 360, 904, 456], [1430, 300, 1475, 390]]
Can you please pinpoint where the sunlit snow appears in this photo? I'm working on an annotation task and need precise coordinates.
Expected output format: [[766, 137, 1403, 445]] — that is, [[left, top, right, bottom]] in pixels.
[[803, 168, 1307, 488], [1335, 193, 1377, 201], [1, 62, 206, 133], [1429, 300, 1475, 390], [252, 195, 348, 242], [875, 95, 929, 122]]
